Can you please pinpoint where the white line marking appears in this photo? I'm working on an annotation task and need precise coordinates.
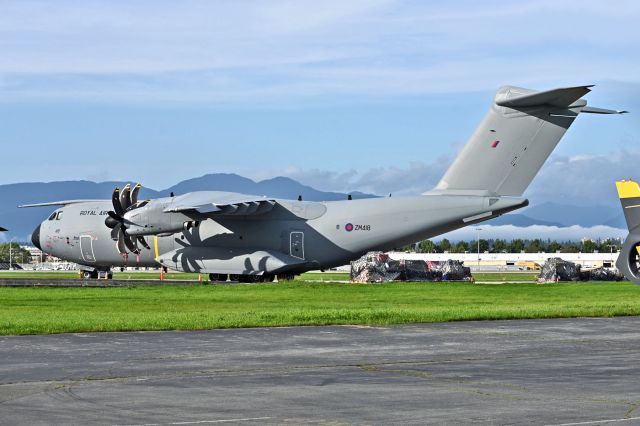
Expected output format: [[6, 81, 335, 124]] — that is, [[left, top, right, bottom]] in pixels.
[[122, 417, 272, 426], [546, 416, 640, 426]]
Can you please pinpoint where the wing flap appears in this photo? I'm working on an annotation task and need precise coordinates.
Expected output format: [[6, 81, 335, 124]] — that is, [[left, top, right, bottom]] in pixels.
[[165, 197, 276, 216]]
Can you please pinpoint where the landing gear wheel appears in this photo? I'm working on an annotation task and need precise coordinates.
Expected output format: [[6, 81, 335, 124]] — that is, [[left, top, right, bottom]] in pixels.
[[208, 273, 228, 282], [229, 274, 240, 282], [82, 270, 99, 279], [261, 275, 274, 283]]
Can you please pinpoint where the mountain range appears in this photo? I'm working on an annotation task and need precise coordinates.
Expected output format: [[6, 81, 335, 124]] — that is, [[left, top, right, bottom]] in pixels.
[[0, 173, 627, 240], [0, 174, 373, 239]]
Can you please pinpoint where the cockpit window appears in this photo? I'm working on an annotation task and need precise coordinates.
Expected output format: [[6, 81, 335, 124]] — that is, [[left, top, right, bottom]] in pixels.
[[48, 212, 57, 220], [56, 211, 63, 220]]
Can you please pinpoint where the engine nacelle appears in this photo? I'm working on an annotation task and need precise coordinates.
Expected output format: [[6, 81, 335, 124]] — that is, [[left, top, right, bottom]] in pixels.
[[124, 201, 191, 236], [616, 234, 640, 285]]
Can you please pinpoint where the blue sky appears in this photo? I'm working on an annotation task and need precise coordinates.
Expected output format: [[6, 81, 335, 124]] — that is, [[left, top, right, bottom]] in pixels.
[[1, 0, 639, 206]]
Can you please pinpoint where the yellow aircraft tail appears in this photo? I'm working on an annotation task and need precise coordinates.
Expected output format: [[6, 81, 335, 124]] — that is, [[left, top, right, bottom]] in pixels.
[[615, 180, 640, 232]]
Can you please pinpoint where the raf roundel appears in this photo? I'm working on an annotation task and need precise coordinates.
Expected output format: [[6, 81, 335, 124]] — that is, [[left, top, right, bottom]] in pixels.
[[345, 223, 354, 232]]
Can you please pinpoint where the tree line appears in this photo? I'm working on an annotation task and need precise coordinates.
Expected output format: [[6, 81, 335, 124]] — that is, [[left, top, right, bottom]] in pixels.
[[402, 238, 623, 254], [0, 243, 35, 264]]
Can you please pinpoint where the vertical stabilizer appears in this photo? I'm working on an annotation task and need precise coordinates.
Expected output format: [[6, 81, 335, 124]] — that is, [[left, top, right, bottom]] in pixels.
[[433, 85, 623, 196]]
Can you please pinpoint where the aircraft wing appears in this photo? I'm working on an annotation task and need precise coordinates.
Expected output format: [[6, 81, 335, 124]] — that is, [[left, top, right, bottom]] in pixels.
[[18, 200, 104, 208], [164, 192, 277, 216]]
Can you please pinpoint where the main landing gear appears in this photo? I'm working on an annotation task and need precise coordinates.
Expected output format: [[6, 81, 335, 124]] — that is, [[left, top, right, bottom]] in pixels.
[[207, 273, 296, 283], [80, 269, 112, 279]]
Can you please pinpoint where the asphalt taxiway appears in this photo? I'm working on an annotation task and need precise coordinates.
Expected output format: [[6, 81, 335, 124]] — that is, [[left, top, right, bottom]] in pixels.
[[1, 317, 640, 425]]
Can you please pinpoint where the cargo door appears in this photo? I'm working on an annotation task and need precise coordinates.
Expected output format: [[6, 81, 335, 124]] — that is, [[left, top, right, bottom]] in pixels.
[[80, 235, 96, 263]]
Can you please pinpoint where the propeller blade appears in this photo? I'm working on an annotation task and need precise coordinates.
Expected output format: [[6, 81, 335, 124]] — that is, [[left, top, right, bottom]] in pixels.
[[123, 232, 139, 254], [112, 187, 124, 217], [130, 183, 141, 206], [110, 223, 121, 241], [116, 228, 128, 254], [137, 236, 151, 250], [120, 184, 131, 211]]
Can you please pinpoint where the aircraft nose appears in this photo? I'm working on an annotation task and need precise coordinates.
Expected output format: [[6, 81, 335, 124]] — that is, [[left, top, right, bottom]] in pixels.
[[31, 224, 41, 250]]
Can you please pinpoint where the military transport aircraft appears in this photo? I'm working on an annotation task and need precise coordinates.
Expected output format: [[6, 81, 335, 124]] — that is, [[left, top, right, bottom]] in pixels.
[[615, 180, 640, 285], [22, 85, 625, 281]]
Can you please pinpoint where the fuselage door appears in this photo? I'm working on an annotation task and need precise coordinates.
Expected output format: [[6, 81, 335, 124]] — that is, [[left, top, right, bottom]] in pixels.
[[79, 235, 96, 263], [290, 231, 304, 259]]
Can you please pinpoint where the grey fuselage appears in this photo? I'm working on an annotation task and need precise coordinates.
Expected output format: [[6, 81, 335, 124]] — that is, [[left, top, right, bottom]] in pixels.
[[34, 192, 526, 274]]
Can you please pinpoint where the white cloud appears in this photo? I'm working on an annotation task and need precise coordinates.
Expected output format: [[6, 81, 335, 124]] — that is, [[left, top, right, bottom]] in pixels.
[[0, 0, 639, 103], [277, 159, 449, 195], [275, 147, 640, 206], [527, 149, 640, 206]]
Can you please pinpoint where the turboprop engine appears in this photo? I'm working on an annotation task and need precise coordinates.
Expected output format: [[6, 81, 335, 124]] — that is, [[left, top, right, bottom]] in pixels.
[[103, 184, 279, 255], [104, 184, 194, 254], [121, 200, 195, 237], [617, 236, 640, 284]]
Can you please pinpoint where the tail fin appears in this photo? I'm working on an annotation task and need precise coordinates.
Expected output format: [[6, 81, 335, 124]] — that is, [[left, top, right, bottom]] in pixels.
[[616, 180, 640, 232], [433, 85, 625, 196]]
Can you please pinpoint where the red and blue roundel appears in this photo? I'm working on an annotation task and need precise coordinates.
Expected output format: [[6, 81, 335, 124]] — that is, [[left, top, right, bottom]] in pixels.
[[345, 223, 354, 232]]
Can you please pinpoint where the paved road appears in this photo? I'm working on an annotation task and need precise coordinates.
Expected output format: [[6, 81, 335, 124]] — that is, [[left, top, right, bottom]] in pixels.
[[1, 317, 640, 425]]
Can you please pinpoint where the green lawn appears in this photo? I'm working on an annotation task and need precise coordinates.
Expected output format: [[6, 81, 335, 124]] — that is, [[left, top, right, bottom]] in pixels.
[[1, 280, 639, 335], [473, 272, 538, 282]]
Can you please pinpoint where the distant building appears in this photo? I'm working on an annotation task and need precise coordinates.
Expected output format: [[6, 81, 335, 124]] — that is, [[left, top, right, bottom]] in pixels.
[[22, 245, 43, 263]]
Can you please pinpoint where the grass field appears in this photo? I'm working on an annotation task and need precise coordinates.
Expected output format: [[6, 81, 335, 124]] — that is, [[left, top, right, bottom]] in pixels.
[[1, 280, 639, 335]]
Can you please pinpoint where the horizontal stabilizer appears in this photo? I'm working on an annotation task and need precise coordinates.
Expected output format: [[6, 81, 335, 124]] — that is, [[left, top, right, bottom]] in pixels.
[[496, 85, 592, 108], [0, 227, 7, 232], [581, 106, 628, 114]]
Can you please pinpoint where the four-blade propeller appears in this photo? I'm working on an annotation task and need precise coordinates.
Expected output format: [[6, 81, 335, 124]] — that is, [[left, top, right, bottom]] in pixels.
[[104, 183, 151, 255]]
